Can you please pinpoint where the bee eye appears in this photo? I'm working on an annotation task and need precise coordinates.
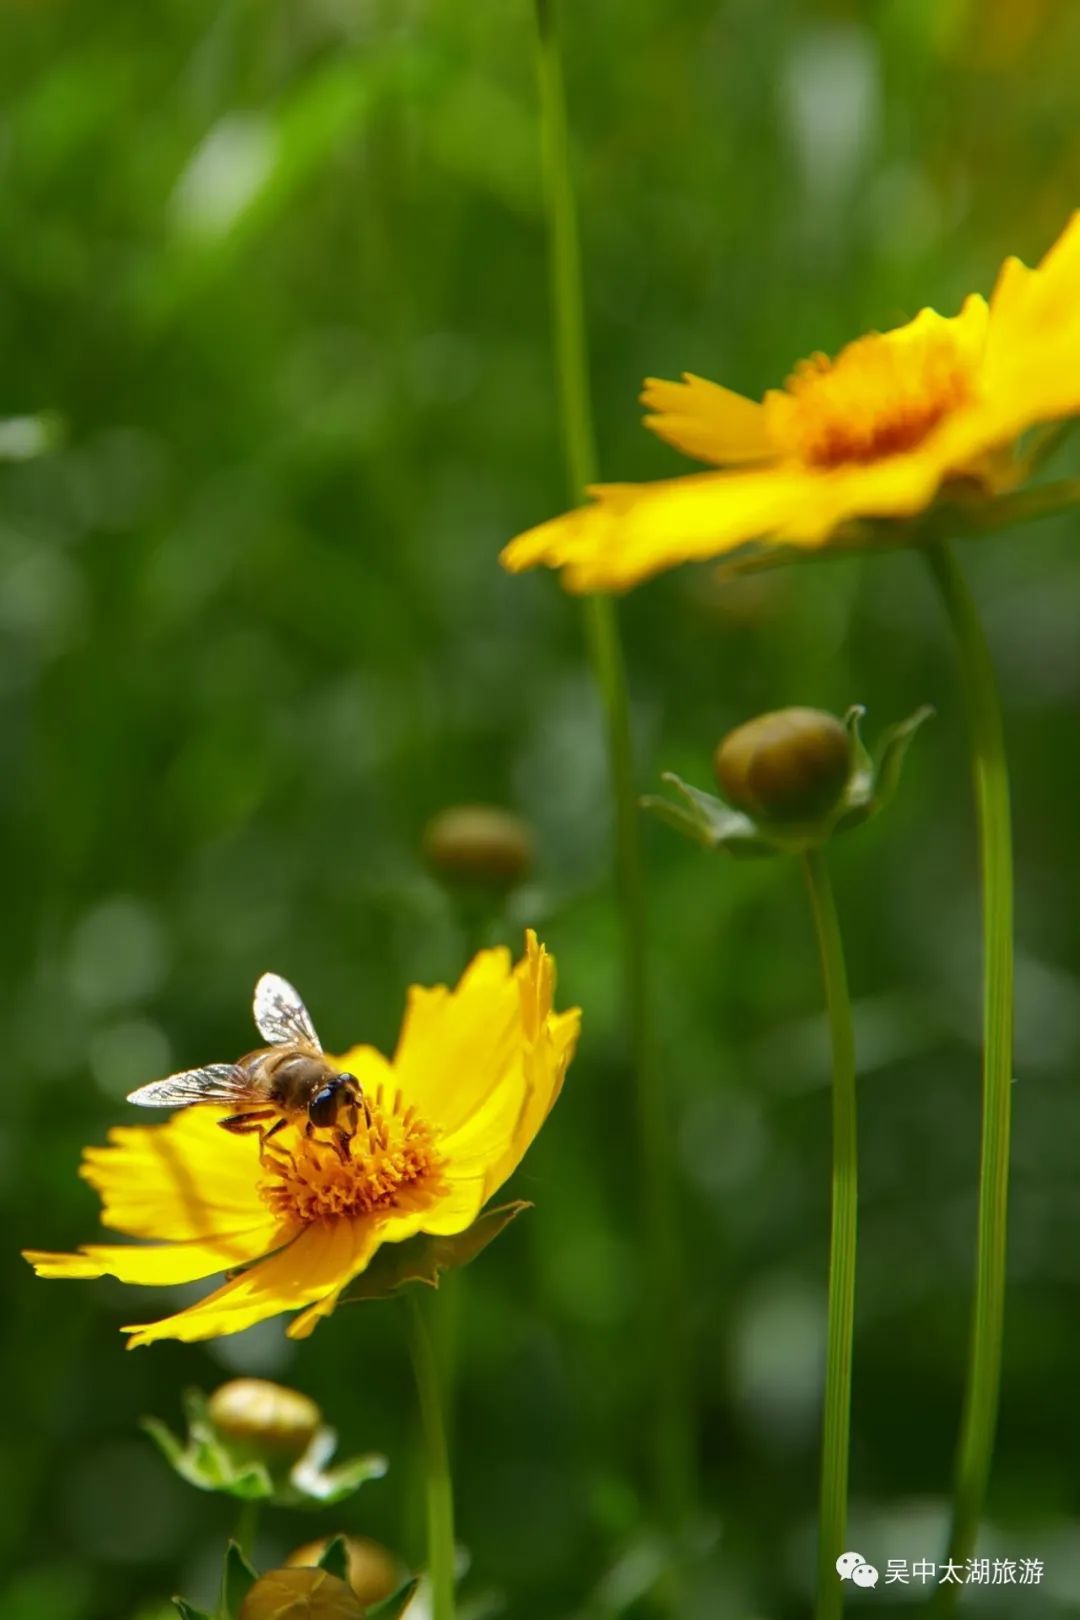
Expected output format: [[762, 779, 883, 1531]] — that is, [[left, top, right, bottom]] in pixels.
[[308, 1085, 339, 1129]]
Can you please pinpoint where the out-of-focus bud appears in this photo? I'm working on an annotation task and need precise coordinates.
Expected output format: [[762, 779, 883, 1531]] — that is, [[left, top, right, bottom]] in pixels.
[[644, 704, 932, 858], [238, 1566, 365, 1620], [287, 1537, 400, 1606], [208, 1379, 322, 1469], [145, 1386, 386, 1508], [713, 707, 851, 824], [423, 805, 533, 889]]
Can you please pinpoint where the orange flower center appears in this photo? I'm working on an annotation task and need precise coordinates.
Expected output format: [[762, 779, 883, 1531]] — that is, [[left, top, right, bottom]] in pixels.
[[766, 322, 975, 468], [257, 1089, 445, 1224]]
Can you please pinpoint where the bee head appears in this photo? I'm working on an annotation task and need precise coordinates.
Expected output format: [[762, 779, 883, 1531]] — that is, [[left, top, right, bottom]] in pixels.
[[307, 1073, 359, 1130]]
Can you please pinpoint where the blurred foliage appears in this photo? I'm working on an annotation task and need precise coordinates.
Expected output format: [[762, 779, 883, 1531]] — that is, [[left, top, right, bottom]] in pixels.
[[2, 0, 1080, 1617]]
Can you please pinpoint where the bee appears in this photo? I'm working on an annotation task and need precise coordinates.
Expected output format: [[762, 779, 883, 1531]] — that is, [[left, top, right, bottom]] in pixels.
[[127, 973, 367, 1158]]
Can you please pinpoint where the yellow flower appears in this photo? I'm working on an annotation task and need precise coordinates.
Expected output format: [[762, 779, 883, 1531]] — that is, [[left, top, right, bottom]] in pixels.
[[501, 212, 1080, 592], [24, 932, 579, 1346]]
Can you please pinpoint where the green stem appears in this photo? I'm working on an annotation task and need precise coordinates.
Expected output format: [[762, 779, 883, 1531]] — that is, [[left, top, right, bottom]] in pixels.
[[531, 0, 693, 1533], [802, 849, 858, 1620], [232, 1497, 258, 1563], [406, 1291, 456, 1620], [925, 543, 1014, 1597]]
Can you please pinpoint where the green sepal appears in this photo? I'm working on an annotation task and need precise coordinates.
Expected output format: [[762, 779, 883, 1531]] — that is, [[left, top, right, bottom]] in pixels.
[[645, 705, 933, 858], [340, 1201, 531, 1306], [314, 1535, 351, 1582], [171, 1602, 214, 1620], [365, 1579, 421, 1618], [287, 1436, 388, 1506], [142, 1397, 274, 1501], [143, 1388, 386, 1508], [221, 1540, 259, 1618], [641, 779, 772, 859], [834, 704, 935, 833]]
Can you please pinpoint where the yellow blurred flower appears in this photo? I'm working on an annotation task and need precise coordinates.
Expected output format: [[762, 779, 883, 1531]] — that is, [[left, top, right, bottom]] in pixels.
[[501, 212, 1080, 592], [25, 932, 579, 1346]]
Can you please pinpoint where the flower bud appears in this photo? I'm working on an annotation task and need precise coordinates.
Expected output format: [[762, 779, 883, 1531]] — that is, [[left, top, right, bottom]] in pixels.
[[239, 1567, 365, 1620], [207, 1379, 322, 1469], [713, 707, 851, 824], [287, 1537, 400, 1605], [422, 805, 533, 889]]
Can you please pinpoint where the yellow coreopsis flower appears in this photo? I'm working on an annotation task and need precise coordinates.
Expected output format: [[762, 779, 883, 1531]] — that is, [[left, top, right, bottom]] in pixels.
[[501, 212, 1080, 592], [24, 932, 579, 1346]]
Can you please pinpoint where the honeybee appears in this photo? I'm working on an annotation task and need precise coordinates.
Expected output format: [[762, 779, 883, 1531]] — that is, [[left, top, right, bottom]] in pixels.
[[127, 973, 367, 1157]]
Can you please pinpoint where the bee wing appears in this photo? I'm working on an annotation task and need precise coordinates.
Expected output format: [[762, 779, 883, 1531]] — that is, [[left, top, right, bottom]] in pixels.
[[253, 971, 322, 1052], [127, 1063, 250, 1109]]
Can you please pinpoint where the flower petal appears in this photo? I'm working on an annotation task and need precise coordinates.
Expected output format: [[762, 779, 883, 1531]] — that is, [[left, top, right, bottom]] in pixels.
[[388, 946, 525, 1134], [981, 211, 1080, 437], [414, 1178, 488, 1237], [285, 1223, 386, 1340], [502, 419, 992, 592], [501, 466, 844, 591], [439, 933, 580, 1202], [83, 1107, 268, 1240], [122, 1218, 372, 1347], [641, 373, 776, 466], [23, 1217, 295, 1286]]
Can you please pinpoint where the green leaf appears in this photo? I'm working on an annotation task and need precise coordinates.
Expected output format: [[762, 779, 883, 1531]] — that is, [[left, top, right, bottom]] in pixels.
[[365, 1579, 421, 1619], [341, 1202, 531, 1305], [172, 1603, 214, 1620], [314, 1536, 350, 1582], [221, 1540, 259, 1617]]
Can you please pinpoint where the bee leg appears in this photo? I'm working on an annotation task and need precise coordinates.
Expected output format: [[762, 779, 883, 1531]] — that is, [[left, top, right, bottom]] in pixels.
[[256, 1115, 297, 1167], [333, 1126, 353, 1165], [344, 1081, 371, 1131], [219, 1108, 277, 1136]]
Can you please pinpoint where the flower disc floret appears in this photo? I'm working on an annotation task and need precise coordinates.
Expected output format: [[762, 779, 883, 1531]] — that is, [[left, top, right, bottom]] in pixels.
[[766, 317, 977, 468], [258, 1097, 446, 1224]]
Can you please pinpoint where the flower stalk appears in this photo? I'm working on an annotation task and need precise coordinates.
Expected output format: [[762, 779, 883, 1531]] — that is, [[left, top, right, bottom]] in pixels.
[[406, 1291, 456, 1620], [802, 849, 858, 1620], [234, 1499, 260, 1564], [925, 542, 1014, 1595], [531, 0, 693, 1530]]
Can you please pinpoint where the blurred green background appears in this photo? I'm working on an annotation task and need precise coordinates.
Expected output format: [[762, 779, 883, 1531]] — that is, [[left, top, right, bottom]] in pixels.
[[3, 0, 1080, 1615]]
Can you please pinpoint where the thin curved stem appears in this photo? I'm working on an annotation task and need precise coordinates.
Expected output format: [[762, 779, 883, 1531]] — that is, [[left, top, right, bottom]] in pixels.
[[925, 543, 1014, 1600], [531, 0, 693, 1533], [406, 1290, 456, 1620], [802, 849, 858, 1620]]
